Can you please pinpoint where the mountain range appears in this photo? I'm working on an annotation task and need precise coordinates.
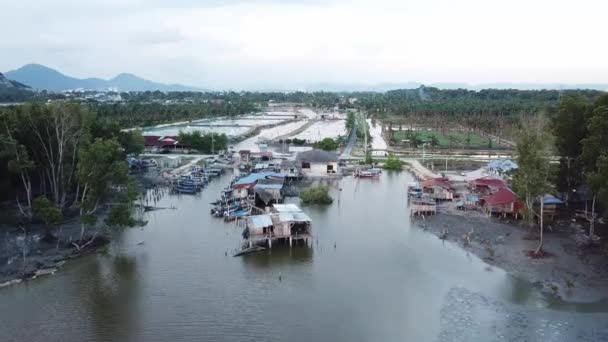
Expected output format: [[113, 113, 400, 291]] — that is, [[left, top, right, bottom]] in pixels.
[[0, 72, 30, 90], [4, 64, 200, 92], [3, 63, 608, 93]]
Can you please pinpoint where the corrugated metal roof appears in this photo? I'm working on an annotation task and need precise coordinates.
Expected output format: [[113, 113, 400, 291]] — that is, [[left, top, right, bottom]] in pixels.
[[278, 212, 312, 223], [272, 203, 302, 212], [249, 215, 273, 228], [233, 172, 286, 186], [254, 183, 283, 190], [483, 188, 517, 205]]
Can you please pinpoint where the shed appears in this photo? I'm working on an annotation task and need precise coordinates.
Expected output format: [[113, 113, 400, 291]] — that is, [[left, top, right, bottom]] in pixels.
[[470, 177, 507, 195], [246, 214, 274, 236], [541, 194, 563, 220], [482, 187, 520, 217], [422, 178, 454, 201], [254, 183, 283, 205], [296, 150, 339, 175], [280, 160, 302, 179]]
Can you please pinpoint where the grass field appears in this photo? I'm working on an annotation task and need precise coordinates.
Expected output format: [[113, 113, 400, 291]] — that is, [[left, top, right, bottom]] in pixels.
[[392, 129, 495, 149]]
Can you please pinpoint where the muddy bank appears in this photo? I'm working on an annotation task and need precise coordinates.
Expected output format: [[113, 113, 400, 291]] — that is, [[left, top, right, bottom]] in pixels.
[[0, 218, 111, 286], [413, 212, 608, 302]]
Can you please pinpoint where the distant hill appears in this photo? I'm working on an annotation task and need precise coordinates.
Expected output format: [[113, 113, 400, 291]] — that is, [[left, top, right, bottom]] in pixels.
[[0, 71, 34, 102], [5, 64, 201, 92]]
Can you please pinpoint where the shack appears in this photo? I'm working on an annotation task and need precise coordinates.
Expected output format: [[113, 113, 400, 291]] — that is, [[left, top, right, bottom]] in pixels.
[[481, 187, 520, 217], [296, 150, 339, 175], [232, 172, 286, 199], [239, 150, 251, 164], [470, 177, 507, 195], [422, 178, 454, 201], [280, 160, 303, 180], [254, 183, 283, 205], [541, 194, 563, 220], [243, 204, 312, 248]]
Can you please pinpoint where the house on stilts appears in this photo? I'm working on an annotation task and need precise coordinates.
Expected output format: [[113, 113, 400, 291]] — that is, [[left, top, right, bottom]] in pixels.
[[242, 204, 312, 249]]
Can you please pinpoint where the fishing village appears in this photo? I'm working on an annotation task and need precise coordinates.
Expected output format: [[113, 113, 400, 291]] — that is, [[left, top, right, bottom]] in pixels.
[[3, 1, 608, 339], [2, 97, 608, 341]]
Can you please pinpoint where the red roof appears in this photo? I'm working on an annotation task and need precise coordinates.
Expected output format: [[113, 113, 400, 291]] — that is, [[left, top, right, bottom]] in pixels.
[[483, 187, 517, 205], [144, 135, 161, 146], [422, 178, 452, 190], [144, 135, 179, 147], [471, 177, 507, 189]]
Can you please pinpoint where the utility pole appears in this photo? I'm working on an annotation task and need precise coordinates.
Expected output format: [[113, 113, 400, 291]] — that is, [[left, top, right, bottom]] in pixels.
[[211, 134, 215, 155]]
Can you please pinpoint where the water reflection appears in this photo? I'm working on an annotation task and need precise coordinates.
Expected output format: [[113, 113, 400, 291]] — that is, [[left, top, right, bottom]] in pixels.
[[241, 246, 313, 269], [77, 254, 141, 342]]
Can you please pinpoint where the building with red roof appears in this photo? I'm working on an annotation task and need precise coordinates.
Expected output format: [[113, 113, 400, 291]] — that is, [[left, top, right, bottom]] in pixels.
[[469, 177, 507, 195], [481, 187, 521, 217]]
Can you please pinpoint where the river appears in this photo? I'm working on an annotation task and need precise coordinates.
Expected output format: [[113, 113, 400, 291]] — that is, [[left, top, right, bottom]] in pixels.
[[1, 171, 607, 341]]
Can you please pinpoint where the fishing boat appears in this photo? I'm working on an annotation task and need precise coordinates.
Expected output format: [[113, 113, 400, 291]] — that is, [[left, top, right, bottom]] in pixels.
[[407, 181, 422, 199], [355, 169, 380, 178], [223, 208, 249, 221]]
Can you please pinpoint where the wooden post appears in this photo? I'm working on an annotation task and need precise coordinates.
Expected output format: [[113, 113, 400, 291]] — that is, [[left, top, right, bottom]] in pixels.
[[268, 237, 272, 248], [289, 236, 293, 248]]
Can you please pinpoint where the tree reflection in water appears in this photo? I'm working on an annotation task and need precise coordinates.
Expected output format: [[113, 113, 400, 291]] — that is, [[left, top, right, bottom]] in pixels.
[[77, 254, 141, 342]]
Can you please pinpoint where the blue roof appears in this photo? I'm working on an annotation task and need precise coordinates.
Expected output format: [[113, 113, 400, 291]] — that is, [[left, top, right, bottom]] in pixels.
[[543, 195, 563, 205], [254, 183, 283, 190], [233, 172, 286, 186], [487, 159, 519, 172]]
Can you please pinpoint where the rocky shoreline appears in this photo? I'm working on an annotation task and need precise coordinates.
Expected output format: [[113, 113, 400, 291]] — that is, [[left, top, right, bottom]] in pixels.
[[413, 211, 608, 302]]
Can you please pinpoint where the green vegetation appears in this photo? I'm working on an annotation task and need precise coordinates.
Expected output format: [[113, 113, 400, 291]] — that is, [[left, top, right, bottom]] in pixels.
[[178, 131, 228, 153], [313, 137, 339, 151], [551, 94, 608, 241], [0, 102, 144, 245], [392, 129, 492, 149], [383, 154, 403, 170], [300, 184, 333, 205], [512, 114, 554, 255], [291, 138, 306, 146], [93, 102, 258, 128]]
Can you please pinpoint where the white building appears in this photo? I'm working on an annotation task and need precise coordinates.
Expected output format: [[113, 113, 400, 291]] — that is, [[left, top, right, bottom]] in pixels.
[[295, 150, 339, 175]]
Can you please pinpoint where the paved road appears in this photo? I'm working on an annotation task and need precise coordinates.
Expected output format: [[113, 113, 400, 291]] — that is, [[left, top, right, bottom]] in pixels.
[[339, 119, 358, 159]]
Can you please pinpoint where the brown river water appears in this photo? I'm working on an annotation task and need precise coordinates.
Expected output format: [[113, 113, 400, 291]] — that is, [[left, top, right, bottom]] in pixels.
[[1, 171, 607, 341]]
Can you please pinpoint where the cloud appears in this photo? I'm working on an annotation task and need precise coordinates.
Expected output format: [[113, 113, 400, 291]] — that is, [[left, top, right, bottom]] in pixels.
[[0, 0, 607, 88]]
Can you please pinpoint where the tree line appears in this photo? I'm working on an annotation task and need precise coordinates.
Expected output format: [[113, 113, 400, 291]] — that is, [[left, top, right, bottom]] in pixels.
[[0, 102, 145, 245], [513, 93, 608, 254]]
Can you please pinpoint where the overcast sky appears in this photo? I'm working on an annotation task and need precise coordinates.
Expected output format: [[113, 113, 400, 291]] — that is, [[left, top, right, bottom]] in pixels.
[[1, 0, 607, 89]]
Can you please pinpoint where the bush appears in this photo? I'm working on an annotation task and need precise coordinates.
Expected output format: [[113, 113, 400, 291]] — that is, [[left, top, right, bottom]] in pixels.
[[292, 138, 306, 146], [383, 154, 402, 170], [313, 138, 338, 151], [300, 184, 333, 205]]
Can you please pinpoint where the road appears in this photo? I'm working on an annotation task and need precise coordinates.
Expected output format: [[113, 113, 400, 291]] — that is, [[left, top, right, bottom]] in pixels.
[[339, 118, 358, 159]]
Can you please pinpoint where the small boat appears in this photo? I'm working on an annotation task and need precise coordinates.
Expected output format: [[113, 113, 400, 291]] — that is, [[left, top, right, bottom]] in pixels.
[[355, 170, 380, 178], [407, 182, 422, 199], [224, 208, 249, 221]]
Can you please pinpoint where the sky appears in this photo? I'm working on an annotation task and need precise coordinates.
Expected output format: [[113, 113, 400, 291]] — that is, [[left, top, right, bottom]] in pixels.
[[1, 0, 607, 89]]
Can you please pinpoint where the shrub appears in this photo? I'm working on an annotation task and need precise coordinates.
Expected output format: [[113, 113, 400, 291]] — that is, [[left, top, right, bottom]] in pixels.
[[300, 184, 333, 205], [313, 138, 338, 151], [383, 154, 402, 170]]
